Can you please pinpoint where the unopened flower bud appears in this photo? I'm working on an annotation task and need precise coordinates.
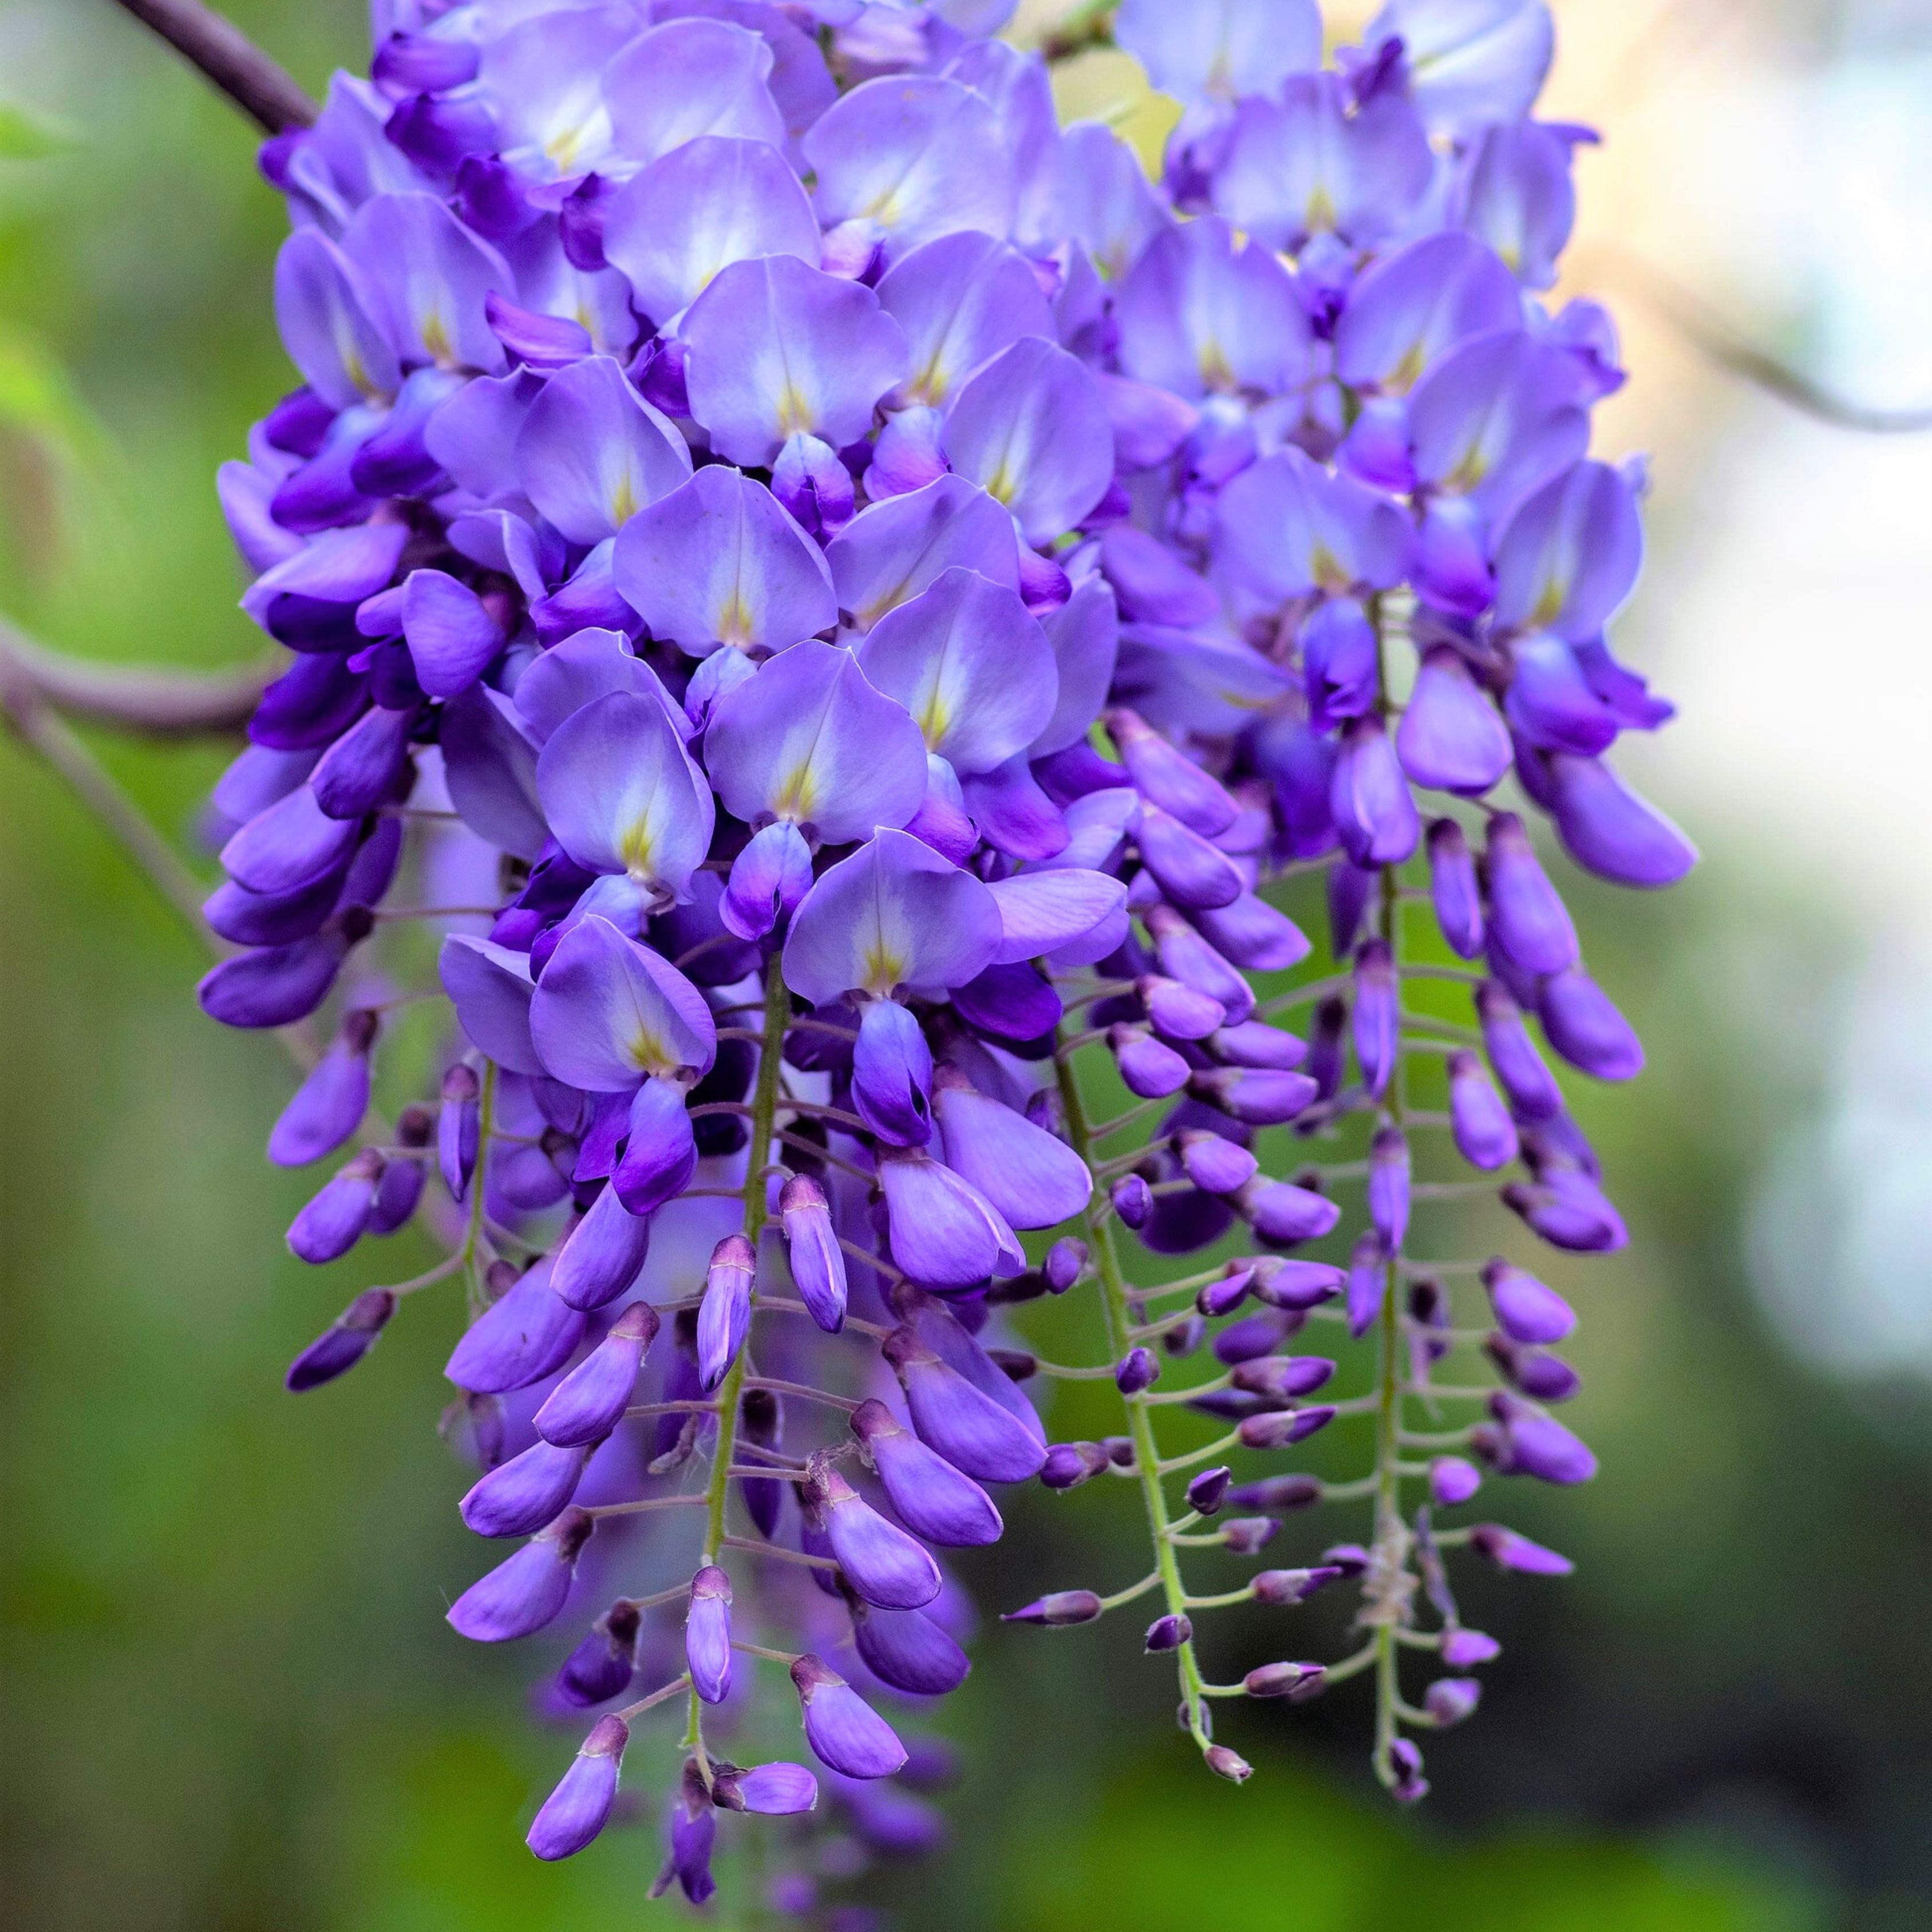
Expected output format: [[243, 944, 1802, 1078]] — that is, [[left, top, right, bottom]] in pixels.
[[1002, 1589, 1103, 1626], [1041, 1441, 1111, 1491], [1219, 1516, 1278, 1554], [1111, 1172, 1153, 1228], [1252, 1566, 1342, 1605], [1244, 1660, 1324, 1700], [1425, 1677, 1482, 1726], [1145, 1613, 1192, 1652], [1116, 1346, 1160, 1394], [1205, 1745, 1253, 1783], [1044, 1237, 1088, 1292], [1186, 1465, 1231, 1515], [286, 1286, 394, 1391]]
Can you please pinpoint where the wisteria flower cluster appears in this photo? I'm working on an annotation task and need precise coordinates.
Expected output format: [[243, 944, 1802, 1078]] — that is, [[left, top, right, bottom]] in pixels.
[[197, 0, 1695, 1905]]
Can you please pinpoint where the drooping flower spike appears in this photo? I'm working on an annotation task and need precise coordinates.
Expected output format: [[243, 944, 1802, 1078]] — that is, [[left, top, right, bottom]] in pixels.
[[204, 0, 1691, 1895]]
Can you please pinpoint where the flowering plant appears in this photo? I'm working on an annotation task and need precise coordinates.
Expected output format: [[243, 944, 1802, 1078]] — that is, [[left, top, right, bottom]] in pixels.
[[193, 0, 1693, 1903]]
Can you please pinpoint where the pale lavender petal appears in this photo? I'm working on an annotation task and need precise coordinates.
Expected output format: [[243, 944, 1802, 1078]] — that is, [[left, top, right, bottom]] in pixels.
[[513, 355, 692, 547], [876, 230, 1054, 411], [611, 464, 835, 657], [339, 191, 511, 374], [530, 914, 717, 1087], [1116, 0, 1320, 103], [827, 473, 1022, 633], [682, 255, 907, 468], [602, 17, 787, 166], [438, 934, 542, 1076], [274, 227, 398, 409]]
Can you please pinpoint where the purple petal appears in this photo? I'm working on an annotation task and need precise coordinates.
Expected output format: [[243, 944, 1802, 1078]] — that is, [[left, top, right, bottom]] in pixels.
[[705, 638, 929, 845], [613, 464, 835, 658], [857, 566, 1058, 775], [339, 191, 511, 374], [459, 1436, 591, 1537], [513, 355, 692, 547], [1397, 646, 1512, 792], [827, 473, 1021, 632], [850, 1400, 1001, 1547], [1333, 231, 1522, 397], [682, 255, 907, 467], [448, 1508, 592, 1642], [273, 227, 398, 410], [782, 828, 1002, 1005], [602, 17, 787, 165], [942, 337, 1112, 546], [792, 1655, 907, 1779], [440, 683, 548, 863], [550, 1185, 654, 1313], [602, 134, 820, 325], [813, 1465, 941, 1610], [1116, 0, 1319, 102], [802, 75, 1014, 261], [877, 1153, 1025, 1291], [934, 1078, 1091, 1230], [400, 569, 504, 699], [877, 230, 1054, 410], [527, 1715, 627, 1860], [536, 690, 714, 899], [530, 915, 717, 1088]]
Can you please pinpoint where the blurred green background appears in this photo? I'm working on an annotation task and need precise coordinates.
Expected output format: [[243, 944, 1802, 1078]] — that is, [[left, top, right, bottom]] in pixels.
[[3, 3, 1930, 1929]]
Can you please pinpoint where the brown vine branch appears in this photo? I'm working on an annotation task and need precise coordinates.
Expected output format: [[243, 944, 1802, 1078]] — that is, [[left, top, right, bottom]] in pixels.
[[1589, 247, 1932, 436], [109, 0, 318, 134], [0, 622, 277, 739]]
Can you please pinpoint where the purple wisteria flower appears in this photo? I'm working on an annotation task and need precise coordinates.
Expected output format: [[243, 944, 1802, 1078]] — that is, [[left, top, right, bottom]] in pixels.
[[200, 0, 1692, 1892]]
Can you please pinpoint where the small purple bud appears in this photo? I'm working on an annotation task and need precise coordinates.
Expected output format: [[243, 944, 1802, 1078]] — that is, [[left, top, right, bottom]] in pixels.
[[882, 1326, 1046, 1484], [1239, 1176, 1341, 1246], [438, 1064, 480, 1203], [1427, 817, 1485, 958], [1346, 1232, 1386, 1339], [534, 1302, 659, 1447], [558, 1600, 639, 1706], [268, 1009, 377, 1167], [1106, 708, 1239, 836], [851, 1400, 1002, 1544], [447, 1507, 593, 1642], [1178, 1131, 1260, 1196], [791, 1654, 907, 1779], [738, 1386, 785, 1541], [850, 1600, 971, 1696], [1430, 1456, 1483, 1507], [1189, 1066, 1319, 1125], [368, 1104, 430, 1235], [1250, 1258, 1348, 1310], [1186, 1465, 1231, 1514], [1211, 1310, 1296, 1367], [1482, 1258, 1576, 1344], [459, 1436, 591, 1538], [1368, 1125, 1411, 1253], [1485, 1336, 1582, 1404], [445, 1257, 584, 1395], [713, 1762, 820, 1816], [1109, 1024, 1192, 1099], [1219, 1516, 1279, 1554], [1002, 1589, 1103, 1626], [686, 1565, 733, 1705], [853, 999, 935, 1147], [527, 1716, 628, 1861], [697, 1233, 756, 1393], [1305, 993, 1347, 1104], [1327, 858, 1376, 958], [1252, 1567, 1342, 1605], [652, 1760, 716, 1905], [807, 1462, 941, 1611], [286, 1286, 394, 1391], [1230, 1356, 1336, 1401], [1321, 1543, 1372, 1577], [1244, 1661, 1324, 1700], [1538, 965, 1644, 1081], [550, 1185, 653, 1311], [1442, 1627, 1502, 1666], [1470, 1523, 1575, 1575], [1484, 812, 1579, 975], [1145, 1613, 1192, 1652], [1476, 979, 1563, 1120], [772, 431, 855, 540], [1447, 1049, 1519, 1170], [1116, 1346, 1160, 1394], [1147, 902, 1254, 1022], [1225, 1475, 1322, 1515], [1206, 1745, 1253, 1783], [1237, 1406, 1336, 1449], [1196, 1264, 1255, 1317], [1331, 714, 1420, 867], [1502, 1170, 1627, 1253], [1140, 972, 1227, 1041], [613, 1078, 698, 1218], [286, 1147, 384, 1263], [1111, 1172, 1154, 1228], [1135, 800, 1246, 910], [1388, 1736, 1429, 1804], [781, 1173, 848, 1333], [1480, 1394, 1597, 1483], [1164, 1314, 1207, 1356], [1425, 1677, 1482, 1726], [1208, 1020, 1307, 1071], [1044, 1238, 1088, 1292], [1352, 938, 1397, 1099], [1041, 1441, 1112, 1491], [1105, 1436, 1138, 1468]]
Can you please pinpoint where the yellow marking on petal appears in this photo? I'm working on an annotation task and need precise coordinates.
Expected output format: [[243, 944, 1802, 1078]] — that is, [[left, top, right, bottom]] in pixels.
[[776, 381, 816, 438], [1310, 543, 1352, 595], [862, 939, 907, 998], [621, 815, 660, 883], [714, 588, 755, 647], [915, 685, 952, 751], [422, 310, 456, 368], [609, 471, 639, 528], [1390, 341, 1427, 394], [1305, 184, 1337, 235], [628, 1025, 669, 1073], [983, 461, 1017, 507], [547, 123, 587, 172], [1199, 339, 1237, 394], [1445, 448, 1491, 493], [771, 760, 818, 824], [1530, 578, 1567, 629]]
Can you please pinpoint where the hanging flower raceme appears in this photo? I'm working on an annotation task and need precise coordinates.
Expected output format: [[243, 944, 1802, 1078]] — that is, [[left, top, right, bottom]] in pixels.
[[202, 0, 1694, 1893]]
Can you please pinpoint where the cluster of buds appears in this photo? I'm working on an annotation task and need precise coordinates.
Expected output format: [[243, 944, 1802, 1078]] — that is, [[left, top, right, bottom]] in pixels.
[[200, 0, 1692, 1904]]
